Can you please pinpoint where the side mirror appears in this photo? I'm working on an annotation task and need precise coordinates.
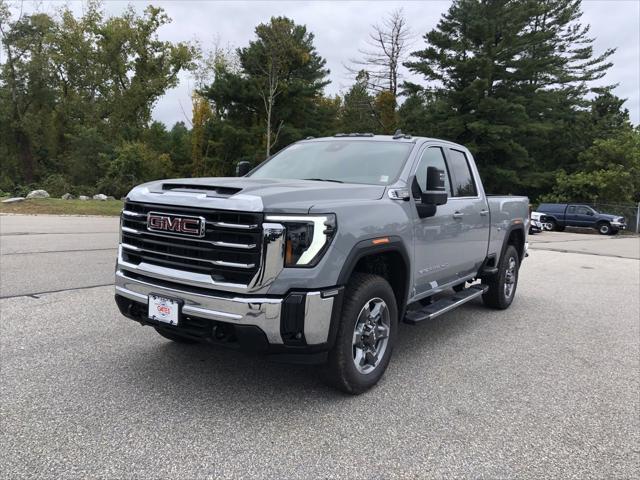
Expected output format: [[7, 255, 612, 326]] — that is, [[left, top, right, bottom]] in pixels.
[[421, 166, 448, 206], [236, 161, 252, 177], [586, 210, 594, 216], [416, 167, 448, 218]]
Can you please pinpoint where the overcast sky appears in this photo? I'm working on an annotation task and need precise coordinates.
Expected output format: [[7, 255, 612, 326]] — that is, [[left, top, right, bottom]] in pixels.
[[20, 1, 640, 125]]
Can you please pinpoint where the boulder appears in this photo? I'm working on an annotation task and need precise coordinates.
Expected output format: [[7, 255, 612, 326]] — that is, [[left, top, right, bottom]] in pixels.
[[106, 196, 116, 200], [78, 195, 90, 201], [93, 194, 108, 201], [2, 197, 25, 204], [61, 193, 75, 200], [26, 189, 50, 199]]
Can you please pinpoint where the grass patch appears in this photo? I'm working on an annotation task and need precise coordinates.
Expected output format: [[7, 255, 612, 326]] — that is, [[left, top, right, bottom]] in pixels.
[[0, 197, 123, 216]]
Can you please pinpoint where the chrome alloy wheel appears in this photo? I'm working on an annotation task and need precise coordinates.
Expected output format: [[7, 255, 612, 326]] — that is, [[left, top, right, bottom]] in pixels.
[[352, 297, 391, 375], [504, 256, 517, 299]]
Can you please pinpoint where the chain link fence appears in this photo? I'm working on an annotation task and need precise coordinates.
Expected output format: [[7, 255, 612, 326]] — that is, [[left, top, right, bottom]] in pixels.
[[590, 202, 640, 233]]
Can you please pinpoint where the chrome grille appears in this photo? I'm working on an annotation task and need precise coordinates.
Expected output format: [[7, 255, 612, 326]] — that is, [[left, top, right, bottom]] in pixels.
[[120, 201, 263, 285]]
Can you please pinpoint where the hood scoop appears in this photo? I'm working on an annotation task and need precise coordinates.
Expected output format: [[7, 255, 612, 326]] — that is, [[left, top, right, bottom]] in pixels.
[[159, 183, 242, 198]]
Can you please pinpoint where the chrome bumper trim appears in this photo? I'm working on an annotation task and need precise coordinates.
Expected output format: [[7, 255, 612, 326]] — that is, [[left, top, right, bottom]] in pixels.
[[304, 292, 334, 344], [115, 270, 336, 345]]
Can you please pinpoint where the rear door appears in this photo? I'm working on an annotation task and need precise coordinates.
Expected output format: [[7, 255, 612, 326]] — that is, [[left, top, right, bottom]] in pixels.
[[443, 148, 490, 275], [565, 205, 578, 226]]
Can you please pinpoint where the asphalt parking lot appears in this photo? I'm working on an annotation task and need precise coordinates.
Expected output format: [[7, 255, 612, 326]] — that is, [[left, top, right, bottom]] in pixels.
[[1, 214, 639, 479]]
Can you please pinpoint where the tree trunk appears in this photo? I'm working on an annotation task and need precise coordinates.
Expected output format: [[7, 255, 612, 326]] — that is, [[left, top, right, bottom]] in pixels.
[[266, 98, 272, 158], [17, 129, 35, 183]]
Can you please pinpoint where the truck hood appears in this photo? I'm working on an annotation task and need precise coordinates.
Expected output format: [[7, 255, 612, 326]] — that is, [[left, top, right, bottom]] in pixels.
[[127, 177, 386, 212], [598, 213, 624, 222]]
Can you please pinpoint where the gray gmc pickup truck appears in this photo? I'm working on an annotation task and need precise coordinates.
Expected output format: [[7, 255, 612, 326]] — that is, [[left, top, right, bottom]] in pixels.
[[115, 134, 529, 393]]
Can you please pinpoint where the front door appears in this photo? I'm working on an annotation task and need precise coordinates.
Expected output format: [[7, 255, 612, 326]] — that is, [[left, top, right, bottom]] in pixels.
[[411, 145, 465, 297], [574, 205, 596, 227]]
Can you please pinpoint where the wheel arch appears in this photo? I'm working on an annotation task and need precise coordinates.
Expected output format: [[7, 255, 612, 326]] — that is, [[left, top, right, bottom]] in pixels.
[[337, 236, 411, 319], [502, 224, 526, 264]]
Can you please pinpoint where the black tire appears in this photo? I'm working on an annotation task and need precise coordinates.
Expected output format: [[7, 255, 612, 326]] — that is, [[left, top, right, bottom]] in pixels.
[[324, 273, 398, 395], [597, 221, 611, 235], [482, 245, 520, 310], [155, 327, 198, 344]]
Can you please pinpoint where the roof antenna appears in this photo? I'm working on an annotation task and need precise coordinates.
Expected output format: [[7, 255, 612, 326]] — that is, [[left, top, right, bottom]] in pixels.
[[393, 129, 404, 139]]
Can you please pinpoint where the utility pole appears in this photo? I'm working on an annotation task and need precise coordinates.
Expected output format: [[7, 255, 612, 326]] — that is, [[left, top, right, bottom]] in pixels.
[[636, 202, 640, 234]]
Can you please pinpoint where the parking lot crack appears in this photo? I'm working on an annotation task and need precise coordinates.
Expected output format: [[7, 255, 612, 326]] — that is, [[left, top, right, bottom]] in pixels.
[[0, 283, 114, 300]]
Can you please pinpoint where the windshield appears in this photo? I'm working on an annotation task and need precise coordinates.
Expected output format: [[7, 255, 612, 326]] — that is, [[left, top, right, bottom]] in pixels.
[[249, 140, 413, 185]]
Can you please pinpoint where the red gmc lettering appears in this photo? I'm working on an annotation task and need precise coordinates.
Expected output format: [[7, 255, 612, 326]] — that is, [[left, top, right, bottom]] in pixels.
[[148, 215, 201, 236]]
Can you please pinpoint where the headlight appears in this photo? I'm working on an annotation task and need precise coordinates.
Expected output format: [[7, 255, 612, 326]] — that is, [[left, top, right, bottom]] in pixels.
[[265, 214, 336, 267]]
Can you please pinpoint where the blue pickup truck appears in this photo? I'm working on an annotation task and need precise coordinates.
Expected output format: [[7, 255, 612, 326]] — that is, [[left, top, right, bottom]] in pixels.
[[537, 203, 626, 235]]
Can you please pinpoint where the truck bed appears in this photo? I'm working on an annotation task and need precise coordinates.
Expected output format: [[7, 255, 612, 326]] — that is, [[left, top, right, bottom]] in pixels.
[[487, 195, 529, 259]]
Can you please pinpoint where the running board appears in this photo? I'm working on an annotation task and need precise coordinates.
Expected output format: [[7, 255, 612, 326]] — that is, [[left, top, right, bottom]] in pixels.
[[404, 285, 488, 325]]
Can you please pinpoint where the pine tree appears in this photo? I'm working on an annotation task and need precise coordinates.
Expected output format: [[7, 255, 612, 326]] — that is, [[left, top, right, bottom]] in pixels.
[[340, 71, 378, 133], [404, 0, 615, 196]]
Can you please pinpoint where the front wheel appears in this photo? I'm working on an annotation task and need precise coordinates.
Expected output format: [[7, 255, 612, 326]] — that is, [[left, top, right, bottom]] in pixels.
[[482, 245, 520, 309], [597, 222, 612, 235], [324, 273, 398, 394]]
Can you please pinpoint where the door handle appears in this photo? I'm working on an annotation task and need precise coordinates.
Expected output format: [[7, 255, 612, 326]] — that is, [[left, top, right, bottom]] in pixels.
[[480, 209, 489, 216], [453, 212, 464, 219]]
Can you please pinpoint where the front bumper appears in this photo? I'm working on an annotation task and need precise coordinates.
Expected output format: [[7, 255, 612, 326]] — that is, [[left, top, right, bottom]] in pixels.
[[611, 221, 626, 229], [115, 268, 342, 362]]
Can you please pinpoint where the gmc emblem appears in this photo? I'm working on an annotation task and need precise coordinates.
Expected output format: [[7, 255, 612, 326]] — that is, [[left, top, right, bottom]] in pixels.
[[147, 212, 205, 238]]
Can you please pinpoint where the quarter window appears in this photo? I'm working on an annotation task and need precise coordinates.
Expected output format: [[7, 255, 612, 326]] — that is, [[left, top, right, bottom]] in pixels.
[[413, 147, 452, 197], [447, 149, 477, 197]]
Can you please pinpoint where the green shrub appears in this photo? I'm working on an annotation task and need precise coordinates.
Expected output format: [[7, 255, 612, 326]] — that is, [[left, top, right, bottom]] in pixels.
[[12, 184, 33, 197], [97, 142, 174, 198], [41, 174, 72, 197]]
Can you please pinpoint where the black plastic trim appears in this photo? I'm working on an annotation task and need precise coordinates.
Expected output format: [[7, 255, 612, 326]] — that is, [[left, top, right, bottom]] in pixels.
[[500, 224, 526, 263], [337, 236, 411, 318], [281, 293, 306, 345]]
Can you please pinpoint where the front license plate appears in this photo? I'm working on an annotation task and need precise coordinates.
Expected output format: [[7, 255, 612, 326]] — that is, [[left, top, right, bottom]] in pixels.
[[148, 295, 180, 325]]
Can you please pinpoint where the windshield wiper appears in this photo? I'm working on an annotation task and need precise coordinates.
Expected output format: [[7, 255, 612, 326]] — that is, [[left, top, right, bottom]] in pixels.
[[303, 178, 344, 183]]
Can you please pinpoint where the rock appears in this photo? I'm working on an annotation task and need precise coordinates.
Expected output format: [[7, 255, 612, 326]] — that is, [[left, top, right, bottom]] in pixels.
[[61, 193, 75, 200], [106, 196, 115, 200], [2, 197, 25, 204], [93, 194, 108, 201], [26, 189, 50, 199], [78, 195, 90, 201]]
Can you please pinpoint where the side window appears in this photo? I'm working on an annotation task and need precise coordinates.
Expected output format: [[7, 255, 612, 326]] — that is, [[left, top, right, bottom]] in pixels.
[[577, 206, 589, 215], [413, 147, 452, 198], [447, 149, 478, 197], [567, 206, 576, 214]]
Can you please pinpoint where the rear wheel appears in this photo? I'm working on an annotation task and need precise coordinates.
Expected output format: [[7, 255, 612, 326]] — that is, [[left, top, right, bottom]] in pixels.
[[482, 245, 520, 310], [549, 219, 558, 231], [597, 222, 611, 235], [324, 273, 398, 394], [549, 220, 565, 232], [155, 327, 198, 344]]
